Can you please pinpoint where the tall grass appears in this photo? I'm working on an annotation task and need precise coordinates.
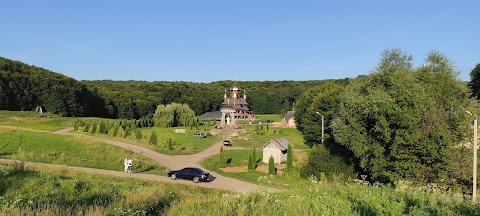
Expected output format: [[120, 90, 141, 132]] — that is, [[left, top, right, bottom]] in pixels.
[[167, 180, 480, 215], [0, 129, 166, 174]]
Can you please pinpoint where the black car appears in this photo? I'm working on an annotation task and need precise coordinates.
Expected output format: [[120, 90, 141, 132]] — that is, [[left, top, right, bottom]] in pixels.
[[168, 167, 210, 183], [223, 140, 232, 146]]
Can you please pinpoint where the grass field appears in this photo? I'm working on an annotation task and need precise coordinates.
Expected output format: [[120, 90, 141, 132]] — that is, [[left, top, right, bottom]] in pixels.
[[0, 127, 166, 175], [0, 111, 71, 131]]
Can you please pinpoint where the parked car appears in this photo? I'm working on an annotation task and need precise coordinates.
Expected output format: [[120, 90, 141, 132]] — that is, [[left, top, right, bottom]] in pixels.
[[168, 167, 210, 183], [193, 132, 205, 138], [223, 140, 232, 146]]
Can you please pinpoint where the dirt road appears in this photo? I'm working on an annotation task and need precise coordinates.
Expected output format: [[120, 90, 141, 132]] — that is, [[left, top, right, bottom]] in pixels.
[[52, 127, 279, 193]]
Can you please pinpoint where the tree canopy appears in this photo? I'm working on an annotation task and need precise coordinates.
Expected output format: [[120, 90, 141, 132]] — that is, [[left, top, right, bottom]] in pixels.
[[468, 63, 480, 99], [331, 49, 472, 183]]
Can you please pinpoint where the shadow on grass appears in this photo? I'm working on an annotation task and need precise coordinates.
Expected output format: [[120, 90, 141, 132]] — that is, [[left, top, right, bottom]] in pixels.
[[0, 152, 14, 157]]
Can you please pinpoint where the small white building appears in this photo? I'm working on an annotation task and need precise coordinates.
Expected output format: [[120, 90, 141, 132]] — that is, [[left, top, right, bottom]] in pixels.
[[262, 138, 291, 164]]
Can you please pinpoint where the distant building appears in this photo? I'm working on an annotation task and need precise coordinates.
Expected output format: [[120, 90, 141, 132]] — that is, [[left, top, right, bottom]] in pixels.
[[262, 138, 292, 164], [198, 81, 252, 126]]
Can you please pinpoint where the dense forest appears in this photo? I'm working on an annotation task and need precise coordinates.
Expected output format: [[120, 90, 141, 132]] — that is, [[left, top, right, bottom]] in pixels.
[[0, 57, 105, 117], [0, 57, 349, 118]]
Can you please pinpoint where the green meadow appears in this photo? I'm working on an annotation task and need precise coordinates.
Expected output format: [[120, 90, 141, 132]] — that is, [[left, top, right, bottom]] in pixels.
[[0, 111, 71, 131], [0, 127, 166, 174]]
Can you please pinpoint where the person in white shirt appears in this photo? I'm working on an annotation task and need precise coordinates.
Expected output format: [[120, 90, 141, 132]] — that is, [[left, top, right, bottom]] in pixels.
[[127, 159, 133, 175], [124, 157, 128, 172]]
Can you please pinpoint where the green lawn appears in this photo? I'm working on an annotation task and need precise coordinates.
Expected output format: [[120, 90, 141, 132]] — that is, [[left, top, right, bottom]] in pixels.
[[0, 128, 166, 175], [254, 114, 284, 122], [0, 110, 71, 131], [139, 127, 223, 154]]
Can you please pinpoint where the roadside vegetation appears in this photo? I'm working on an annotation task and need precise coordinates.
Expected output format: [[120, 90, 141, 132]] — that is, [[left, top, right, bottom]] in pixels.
[[2, 164, 479, 215]]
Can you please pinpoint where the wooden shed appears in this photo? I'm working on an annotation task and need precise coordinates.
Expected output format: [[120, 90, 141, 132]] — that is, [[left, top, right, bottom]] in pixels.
[[262, 138, 291, 164]]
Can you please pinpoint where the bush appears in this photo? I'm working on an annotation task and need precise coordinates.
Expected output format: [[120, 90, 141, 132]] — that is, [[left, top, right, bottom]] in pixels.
[[300, 144, 356, 181]]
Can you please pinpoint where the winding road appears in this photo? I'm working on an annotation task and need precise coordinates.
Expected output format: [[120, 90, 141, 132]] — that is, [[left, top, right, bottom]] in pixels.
[[50, 127, 279, 193]]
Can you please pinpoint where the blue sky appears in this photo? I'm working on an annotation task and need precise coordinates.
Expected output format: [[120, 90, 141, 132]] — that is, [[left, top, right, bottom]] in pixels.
[[1, 1, 479, 82]]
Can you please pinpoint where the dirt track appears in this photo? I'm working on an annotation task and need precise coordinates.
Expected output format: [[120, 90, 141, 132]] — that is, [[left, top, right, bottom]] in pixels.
[[50, 127, 279, 193]]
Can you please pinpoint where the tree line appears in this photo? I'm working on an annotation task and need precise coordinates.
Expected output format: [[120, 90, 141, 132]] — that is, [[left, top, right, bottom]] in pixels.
[[0, 56, 349, 118]]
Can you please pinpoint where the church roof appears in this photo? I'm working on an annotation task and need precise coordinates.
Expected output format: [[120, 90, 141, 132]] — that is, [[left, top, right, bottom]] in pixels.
[[198, 111, 222, 119], [230, 82, 241, 91]]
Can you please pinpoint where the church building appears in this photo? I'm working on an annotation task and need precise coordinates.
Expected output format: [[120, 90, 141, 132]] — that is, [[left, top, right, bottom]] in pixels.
[[220, 82, 250, 126]]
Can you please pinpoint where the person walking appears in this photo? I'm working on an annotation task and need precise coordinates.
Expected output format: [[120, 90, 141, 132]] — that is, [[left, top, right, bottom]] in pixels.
[[127, 158, 133, 175], [124, 157, 129, 172]]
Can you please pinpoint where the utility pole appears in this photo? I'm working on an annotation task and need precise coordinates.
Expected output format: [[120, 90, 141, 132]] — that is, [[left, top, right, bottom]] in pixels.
[[315, 112, 324, 144], [466, 110, 477, 202]]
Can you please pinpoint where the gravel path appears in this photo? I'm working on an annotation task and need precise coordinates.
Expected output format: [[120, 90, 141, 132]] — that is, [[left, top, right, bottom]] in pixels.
[[51, 127, 279, 193]]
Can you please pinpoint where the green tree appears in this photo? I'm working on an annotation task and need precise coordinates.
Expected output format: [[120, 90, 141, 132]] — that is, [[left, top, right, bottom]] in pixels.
[[90, 123, 97, 134], [331, 49, 471, 184], [294, 81, 345, 146], [252, 147, 256, 164], [268, 156, 275, 175], [149, 131, 158, 145], [248, 154, 254, 170], [468, 63, 480, 99], [153, 103, 195, 127], [287, 144, 293, 169]]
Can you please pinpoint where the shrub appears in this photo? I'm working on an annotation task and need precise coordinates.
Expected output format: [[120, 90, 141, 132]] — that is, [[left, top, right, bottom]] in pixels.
[[300, 144, 356, 181]]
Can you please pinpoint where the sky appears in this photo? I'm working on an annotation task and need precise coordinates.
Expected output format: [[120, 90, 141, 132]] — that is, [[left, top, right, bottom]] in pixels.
[[1, 1, 479, 82]]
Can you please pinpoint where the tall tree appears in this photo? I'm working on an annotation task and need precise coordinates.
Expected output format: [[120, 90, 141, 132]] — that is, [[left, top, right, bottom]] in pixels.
[[468, 63, 480, 99]]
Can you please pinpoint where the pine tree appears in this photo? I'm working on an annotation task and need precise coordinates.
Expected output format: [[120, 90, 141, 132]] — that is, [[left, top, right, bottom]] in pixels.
[[252, 147, 256, 164], [149, 131, 158, 145], [91, 123, 97, 134], [248, 154, 254, 170], [135, 129, 143, 141], [287, 143, 293, 169], [268, 156, 276, 175]]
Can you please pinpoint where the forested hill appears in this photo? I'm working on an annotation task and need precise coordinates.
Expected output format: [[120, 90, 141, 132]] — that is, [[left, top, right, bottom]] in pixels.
[[0, 56, 350, 118], [0, 57, 106, 117], [81, 79, 350, 119]]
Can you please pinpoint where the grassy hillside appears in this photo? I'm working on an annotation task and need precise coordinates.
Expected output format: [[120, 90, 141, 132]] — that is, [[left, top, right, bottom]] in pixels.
[[0, 111, 71, 131], [0, 126, 166, 174]]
